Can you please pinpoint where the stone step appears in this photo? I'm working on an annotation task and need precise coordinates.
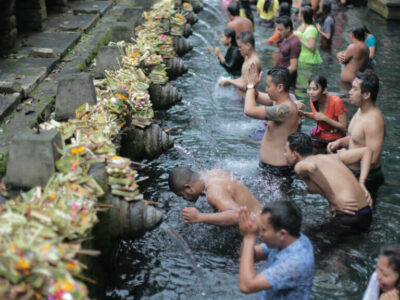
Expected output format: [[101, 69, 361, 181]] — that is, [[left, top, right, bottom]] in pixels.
[[47, 12, 100, 32], [70, 1, 113, 16]]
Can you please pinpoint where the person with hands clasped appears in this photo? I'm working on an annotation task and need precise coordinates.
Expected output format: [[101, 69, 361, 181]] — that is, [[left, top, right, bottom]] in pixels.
[[238, 201, 314, 299]]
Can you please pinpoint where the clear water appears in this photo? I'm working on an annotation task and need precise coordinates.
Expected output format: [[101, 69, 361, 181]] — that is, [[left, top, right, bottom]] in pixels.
[[105, 1, 400, 299]]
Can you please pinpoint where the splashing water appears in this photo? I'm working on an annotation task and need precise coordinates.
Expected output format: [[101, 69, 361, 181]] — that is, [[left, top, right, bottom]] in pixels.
[[174, 142, 205, 171]]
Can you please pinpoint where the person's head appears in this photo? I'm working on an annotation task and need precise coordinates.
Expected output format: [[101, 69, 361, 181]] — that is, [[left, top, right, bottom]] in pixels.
[[237, 31, 255, 56], [279, 1, 291, 17], [168, 167, 202, 202], [307, 75, 328, 102], [376, 244, 400, 293], [259, 201, 302, 248], [284, 132, 313, 165], [301, 7, 314, 24], [301, 0, 312, 8], [265, 66, 291, 97], [276, 16, 293, 38], [349, 71, 379, 105], [227, 1, 240, 19], [222, 28, 237, 47], [351, 25, 366, 42], [321, 0, 332, 15], [362, 24, 371, 35]]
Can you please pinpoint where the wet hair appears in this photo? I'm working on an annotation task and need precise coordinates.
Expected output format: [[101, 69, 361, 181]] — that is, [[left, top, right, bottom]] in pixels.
[[276, 15, 293, 31], [318, 1, 332, 25], [380, 244, 400, 290], [240, 0, 255, 24], [355, 71, 380, 102], [301, 0, 312, 7], [308, 74, 327, 91], [227, 1, 240, 16], [301, 7, 314, 24], [351, 25, 366, 41], [287, 132, 313, 156], [224, 27, 237, 47], [168, 167, 199, 193], [263, 0, 272, 14], [267, 66, 291, 92], [362, 24, 371, 35], [262, 201, 302, 237], [279, 2, 291, 17], [237, 31, 255, 48]]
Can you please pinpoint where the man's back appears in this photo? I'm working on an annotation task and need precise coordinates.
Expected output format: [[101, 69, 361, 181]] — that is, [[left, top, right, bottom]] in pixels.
[[261, 98, 299, 166], [299, 154, 368, 212], [228, 16, 254, 36], [204, 170, 261, 213], [341, 42, 369, 83]]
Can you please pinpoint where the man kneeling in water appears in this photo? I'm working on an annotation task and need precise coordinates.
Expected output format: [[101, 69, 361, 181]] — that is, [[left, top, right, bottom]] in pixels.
[[168, 167, 261, 226], [284, 132, 373, 234]]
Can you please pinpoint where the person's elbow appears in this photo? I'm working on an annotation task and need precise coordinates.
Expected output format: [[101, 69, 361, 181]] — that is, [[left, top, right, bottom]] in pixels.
[[239, 281, 254, 294], [244, 106, 256, 117]]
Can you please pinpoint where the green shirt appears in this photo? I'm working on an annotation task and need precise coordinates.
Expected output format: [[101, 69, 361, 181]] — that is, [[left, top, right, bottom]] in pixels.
[[297, 25, 322, 65]]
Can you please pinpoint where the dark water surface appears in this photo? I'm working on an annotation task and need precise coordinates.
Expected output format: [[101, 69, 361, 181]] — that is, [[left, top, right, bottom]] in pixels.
[[105, 1, 400, 299]]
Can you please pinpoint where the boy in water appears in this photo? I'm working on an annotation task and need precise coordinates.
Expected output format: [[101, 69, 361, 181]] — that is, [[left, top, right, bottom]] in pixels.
[[168, 167, 261, 226], [285, 133, 373, 234]]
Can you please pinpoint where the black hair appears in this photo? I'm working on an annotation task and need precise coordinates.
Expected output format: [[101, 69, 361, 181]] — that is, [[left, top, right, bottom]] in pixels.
[[276, 15, 293, 31], [224, 27, 237, 47], [262, 201, 302, 237], [318, 1, 332, 25], [355, 71, 380, 102], [351, 25, 366, 41], [362, 24, 371, 35], [237, 31, 255, 48], [308, 74, 327, 90], [240, 0, 255, 24], [279, 2, 291, 17], [287, 132, 313, 156], [168, 167, 199, 193], [301, 0, 312, 7], [301, 6, 314, 24], [227, 1, 240, 16], [263, 0, 272, 14], [381, 244, 400, 290], [267, 66, 291, 92]]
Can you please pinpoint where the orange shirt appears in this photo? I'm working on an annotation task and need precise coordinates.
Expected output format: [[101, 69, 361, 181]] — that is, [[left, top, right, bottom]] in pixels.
[[310, 94, 346, 141], [268, 27, 281, 45]]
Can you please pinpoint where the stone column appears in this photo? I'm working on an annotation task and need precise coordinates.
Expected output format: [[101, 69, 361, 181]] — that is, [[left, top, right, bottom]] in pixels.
[[0, 0, 18, 55], [16, 0, 47, 32]]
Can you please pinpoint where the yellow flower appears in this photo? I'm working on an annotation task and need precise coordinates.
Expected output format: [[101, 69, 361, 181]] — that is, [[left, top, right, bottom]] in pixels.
[[34, 292, 41, 299], [57, 280, 74, 292], [50, 194, 56, 201], [16, 260, 31, 270], [115, 93, 128, 101], [41, 244, 51, 253], [10, 243, 16, 252], [112, 155, 120, 160], [70, 147, 85, 155], [65, 262, 78, 270]]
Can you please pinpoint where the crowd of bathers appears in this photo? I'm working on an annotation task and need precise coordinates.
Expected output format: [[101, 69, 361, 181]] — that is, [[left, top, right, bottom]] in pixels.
[[168, 0, 398, 299]]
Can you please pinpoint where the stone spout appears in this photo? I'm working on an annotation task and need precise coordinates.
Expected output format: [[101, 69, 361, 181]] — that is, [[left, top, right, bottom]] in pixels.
[[164, 57, 188, 79], [148, 82, 182, 110], [120, 123, 174, 161], [173, 36, 193, 57]]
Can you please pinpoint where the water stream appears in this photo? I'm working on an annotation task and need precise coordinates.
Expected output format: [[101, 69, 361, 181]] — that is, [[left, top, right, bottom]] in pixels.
[[106, 1, 400, 299]]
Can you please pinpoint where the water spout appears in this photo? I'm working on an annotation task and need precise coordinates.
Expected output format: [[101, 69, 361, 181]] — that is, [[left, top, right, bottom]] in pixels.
[[197, 20, 219, 40], [174, 142, 205, 171], [192, 32, 211, 47], [192, 48, 219, 77], [203, 7, 223, 21], [188, 71, 217, 109]]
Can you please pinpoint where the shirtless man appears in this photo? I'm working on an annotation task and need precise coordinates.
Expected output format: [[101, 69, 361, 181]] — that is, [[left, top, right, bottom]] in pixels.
[[285, 132, 373, 233], [226, 1, 254, 37], [168, 167, 261, 226], [244, 65, 299, 177], [327, 71, 384, 199], [218, 31, 261, 94], [337, 25, 369, 84]]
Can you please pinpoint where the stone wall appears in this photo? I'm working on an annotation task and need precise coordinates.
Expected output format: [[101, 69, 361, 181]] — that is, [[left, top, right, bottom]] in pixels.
[[16, 0, 47, 33], [0, 0, 18, 55]]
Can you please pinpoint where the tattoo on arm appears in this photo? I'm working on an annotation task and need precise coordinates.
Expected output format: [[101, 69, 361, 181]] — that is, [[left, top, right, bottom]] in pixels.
[[264, 105, 290, 120]]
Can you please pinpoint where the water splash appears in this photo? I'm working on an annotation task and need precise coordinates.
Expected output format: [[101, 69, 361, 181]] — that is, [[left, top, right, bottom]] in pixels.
[[160, 224, 208, 297], [188, 71, 217, 109], [192, 32, 212, 47], [174, 142, 205, 171], [192, 48, 220, 76], [203, 7, 222, 21], [197, 19, 220, 40]]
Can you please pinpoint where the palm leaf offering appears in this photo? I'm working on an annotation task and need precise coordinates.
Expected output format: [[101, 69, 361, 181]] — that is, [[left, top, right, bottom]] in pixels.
[[0, 0, 199, 297]]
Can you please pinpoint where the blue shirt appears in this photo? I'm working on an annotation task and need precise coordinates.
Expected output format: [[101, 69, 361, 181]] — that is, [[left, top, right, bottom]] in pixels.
[[365, 34, 377, 47], [257, 234, 315, 300]]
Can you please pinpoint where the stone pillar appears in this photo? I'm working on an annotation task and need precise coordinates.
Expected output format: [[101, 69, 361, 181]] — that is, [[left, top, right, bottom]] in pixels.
[[0, 0, 18, 55], [16, 0, 47, 32]]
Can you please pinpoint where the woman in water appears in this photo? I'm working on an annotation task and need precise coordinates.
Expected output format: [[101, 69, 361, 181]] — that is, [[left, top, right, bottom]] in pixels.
[[363, 25, 377, 67], [363, 244, 400, 300], [295, 7, 323, 65], [207, 28, 244, 76], [316, 1, 335, 50], [299, 75, 347, 153], [257, 0, 280, 27]]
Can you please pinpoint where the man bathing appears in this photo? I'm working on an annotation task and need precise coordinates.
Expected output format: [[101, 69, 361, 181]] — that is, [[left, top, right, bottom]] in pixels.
[[218, 31, 261, 95], [226, 1, 254, 37], [168, 167, 261, 226], [337, 25, 369, 84], [327, 71, 384, 200], [244, 65, 299, 177], [285, 132, 373, 233]]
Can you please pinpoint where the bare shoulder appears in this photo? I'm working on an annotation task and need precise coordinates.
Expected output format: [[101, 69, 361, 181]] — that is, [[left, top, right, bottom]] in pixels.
[[365, 107, 385, 128]]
